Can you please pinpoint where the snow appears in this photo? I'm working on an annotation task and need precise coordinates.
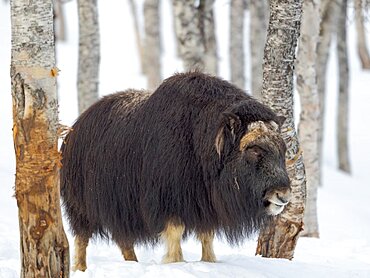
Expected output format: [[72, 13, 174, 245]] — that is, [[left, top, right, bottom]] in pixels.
[[1, 0, 370, 277]]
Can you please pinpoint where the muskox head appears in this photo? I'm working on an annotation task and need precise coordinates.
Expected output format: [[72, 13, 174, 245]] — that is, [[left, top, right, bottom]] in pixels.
[[213, 101, 291, 234]]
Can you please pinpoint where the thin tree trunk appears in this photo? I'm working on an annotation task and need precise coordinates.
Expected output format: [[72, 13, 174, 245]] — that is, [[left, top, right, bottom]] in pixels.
[[144, 0, 161, 90], [355, 0, 370, 69], [230, 0, 246, 88], [202, 0, 218, 75], [54, 0, 66, 41], [337, 0, 351, 173], [128, 0, 146, 74], [10, 0, 70, 276], [173, 0, 205, 71], [249, 0, 268, 98], [256, 0, 306, 259], [297, 0, 321, 238], [316, 0, 340, 186], [77, 0, 100, 114]]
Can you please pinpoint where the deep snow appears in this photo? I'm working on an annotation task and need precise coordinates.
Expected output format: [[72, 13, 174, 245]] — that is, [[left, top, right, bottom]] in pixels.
[[1, 1, 370, 277]]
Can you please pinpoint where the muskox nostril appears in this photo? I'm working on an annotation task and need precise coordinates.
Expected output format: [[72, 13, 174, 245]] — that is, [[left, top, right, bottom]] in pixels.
[[276, 190, 291, 205]]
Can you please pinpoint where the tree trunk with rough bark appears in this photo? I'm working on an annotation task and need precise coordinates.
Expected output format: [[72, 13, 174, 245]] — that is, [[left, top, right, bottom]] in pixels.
[[77, 0, 100, 114], [230, 0, 246, 88], [10, 0, 70, 276], [355, 0, 370, 69], [144, 0, 161, 90], [337, 0, 351, 173], [256, 0, 306, 259], [249, 0, 268, 99], [316, 0, 340, 185], [173, 0, 205, 71], [297, 0, 321, 238]]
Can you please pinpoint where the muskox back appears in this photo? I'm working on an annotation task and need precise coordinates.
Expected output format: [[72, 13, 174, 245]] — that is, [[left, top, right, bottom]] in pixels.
[[61, 72, 289, 255]]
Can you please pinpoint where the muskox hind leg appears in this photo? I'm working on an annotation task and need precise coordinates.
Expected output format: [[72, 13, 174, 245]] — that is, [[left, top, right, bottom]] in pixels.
[[161, 220, 185, 263], [72, 234, 91, 272], [197, 231, 216, 262], [116, 241, 138, 262]]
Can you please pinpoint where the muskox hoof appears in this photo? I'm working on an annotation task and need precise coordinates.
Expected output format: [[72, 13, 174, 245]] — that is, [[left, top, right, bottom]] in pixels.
[[72, 262, 87, 272], [201, 254, 217, 263], [162, 253, 184, 264]]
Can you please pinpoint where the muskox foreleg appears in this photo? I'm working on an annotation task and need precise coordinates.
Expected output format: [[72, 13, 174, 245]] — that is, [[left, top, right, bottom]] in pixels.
[[72, 234, 90, 272], [197, 231, 216, 262], [116, 241, 138, 262], [161, 220, 185, 263]]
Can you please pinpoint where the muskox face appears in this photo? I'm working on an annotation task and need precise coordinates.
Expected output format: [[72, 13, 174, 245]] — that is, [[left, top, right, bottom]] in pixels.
[[215, 114, 291, 219]]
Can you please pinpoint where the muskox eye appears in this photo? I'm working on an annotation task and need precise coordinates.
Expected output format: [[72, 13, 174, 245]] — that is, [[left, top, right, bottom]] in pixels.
[[246, 145, 264, 160]]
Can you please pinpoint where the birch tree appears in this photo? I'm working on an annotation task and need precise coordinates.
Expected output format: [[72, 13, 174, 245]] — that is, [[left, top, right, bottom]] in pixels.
[[316, 0, 340, 185], [230, 0, 246, 88], [296, 0, 321, 238], [144, 0, 161, 90], [337, 0, 351, 173], [77, 0, 100, 114], [10, 0, 70, 276], [355, 0, 370, 69], [249, 0, 268, 99], [128, 0, 145, 74], [173, 0, 215, 72], [203, 0, 218, 75], [256, 0, 306, 259]]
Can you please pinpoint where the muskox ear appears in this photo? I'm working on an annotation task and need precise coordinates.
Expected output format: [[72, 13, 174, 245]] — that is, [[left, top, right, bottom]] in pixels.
[[215, 112, 241, 158]]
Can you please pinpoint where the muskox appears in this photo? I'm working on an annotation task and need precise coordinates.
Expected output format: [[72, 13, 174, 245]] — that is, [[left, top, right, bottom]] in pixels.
[[60, 72, 291, 271]]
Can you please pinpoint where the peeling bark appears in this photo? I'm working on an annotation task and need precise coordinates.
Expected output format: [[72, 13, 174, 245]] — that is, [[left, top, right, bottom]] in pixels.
[[77, 0, 100, 114], [144, 0, 162, 90], [256, 0, 306, 259], [337, 0, 351, 173], [230, 0, 246, 88], [297, 0, 321, 238], [10, 0, 70, 276]]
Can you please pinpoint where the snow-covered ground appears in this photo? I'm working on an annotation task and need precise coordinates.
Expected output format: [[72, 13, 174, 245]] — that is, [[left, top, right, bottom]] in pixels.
[[1, 1, 370, 277]]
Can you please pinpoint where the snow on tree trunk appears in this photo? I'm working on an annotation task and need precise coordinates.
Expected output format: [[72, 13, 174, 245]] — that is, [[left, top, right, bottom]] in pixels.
[[144, 0, 161, 90], [316, 0, 340, 186], [173, 0, 205, 71], [355, 0, 370, 69], [249, 0, 268, 98], [229, 0, 245, 88], [256, 0, 306, 259], [10, 0, 70, 276], [337, 0, 351, 173], [296, 0, 321, 238], [77, 0, 100, 114]]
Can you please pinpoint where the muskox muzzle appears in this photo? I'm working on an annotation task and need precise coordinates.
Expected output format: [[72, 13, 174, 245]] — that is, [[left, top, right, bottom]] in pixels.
[[263, 187, 292, 216]]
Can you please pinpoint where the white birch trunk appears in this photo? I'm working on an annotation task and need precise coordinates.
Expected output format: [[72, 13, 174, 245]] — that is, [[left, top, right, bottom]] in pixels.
[[354, 0, 370, 69], [249, 0, 268, 98], [230, 0, 246, 88], [128, 0, 146, 74], [77, 0, 100, 114], [173, 0, 205, 71], [337, 0, 351, 173], [203, 1, 218, 75], [296, 0, 321, 238], [316, 0, 340, 185], [256, 0, 306, 259], [144, 0, 162, 90], [10, 0, 69, 276]]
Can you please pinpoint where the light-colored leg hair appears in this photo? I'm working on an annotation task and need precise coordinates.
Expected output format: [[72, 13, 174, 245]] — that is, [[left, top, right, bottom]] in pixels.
[[72, 235, 90, 272], [161, 220, 185, 263], [117, 242, 138, 262], [197, 231, 216, 262]]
